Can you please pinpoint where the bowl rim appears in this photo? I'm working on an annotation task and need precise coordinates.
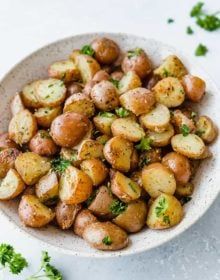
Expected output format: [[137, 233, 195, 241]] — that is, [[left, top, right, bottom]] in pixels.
[[0, 31, 220, 258]]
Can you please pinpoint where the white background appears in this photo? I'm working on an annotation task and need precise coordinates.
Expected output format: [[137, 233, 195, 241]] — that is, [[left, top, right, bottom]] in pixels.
[[0, 0, 220, 279]]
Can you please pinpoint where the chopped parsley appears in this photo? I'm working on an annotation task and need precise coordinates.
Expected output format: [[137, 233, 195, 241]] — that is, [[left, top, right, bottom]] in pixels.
[[196, 129, 205, 137], [186, 26, 194, 34], [180, 124, 190, 136], [51, 157, 71, 174], [195, 44, 208, 56], [86, 190, 97, 207], [155, 197, 170, 225], [109, 78, 119, 89], [48, 84, 54, 88], [162, 68, 170, 77], [109, 200, 127, 215], [102, 236, 112, 246], [80, 45, 95, 56], [139, 156, 150, 168], [115, 107, 130, 118], [163, 215, 171, 225], [190, 2, 204, 17], [127, 48, 143, 58], [98, 111, 115, 118], [167, 18, 174, 24], [135, 137, 152, 151]]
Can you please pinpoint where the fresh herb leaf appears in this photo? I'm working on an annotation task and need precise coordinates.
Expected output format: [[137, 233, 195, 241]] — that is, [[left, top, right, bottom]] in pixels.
[[167, 18, 174, 24], [180, 124, 190, 136], [115, 107, 130, 118], [190, 111, 197, 119], [195, 44, 208, 56], [135, 137, 152, 151], [196, 14, 220, 31], [80, 45, 95, 56], [163, 215, 170, 225], [162, 68, 170, 77], [196, 129, 205, 137], [48, 84, 54, 88], [98, 112, 115, 118], [180, 196, 192, 205], [190, 2, 204, 17], [102, 236, 112, 246], [51, 157, 71, 174], [128, 182, 138, 193], [110, 200, 127, 215], [155, 197, 168, 217], [109, 78, 119, 89], [127, 48, 143, 58], [187, 26, 194, 34]]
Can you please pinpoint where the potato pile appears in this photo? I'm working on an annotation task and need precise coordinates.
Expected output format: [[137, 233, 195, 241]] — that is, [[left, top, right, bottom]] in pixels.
[[0, 37, 217, 251]]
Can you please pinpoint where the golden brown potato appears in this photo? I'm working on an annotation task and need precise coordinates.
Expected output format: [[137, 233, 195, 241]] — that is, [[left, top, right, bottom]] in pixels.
[[10, 93, 25, 116], [119, 87, 155, 116], [73, 209, 98, 237], [113, 200, 147, 233], [91, 81, 119, 111], [48, 60, 80, 82], [15, 152, 51, 185], [21, 81, 41, 108], [0, 169, 25, 200], [80, 159, 108, 186], [91, 37, 120, 65], [29, 130, 58, 156], [66, 82, 84, 97], [93, 113, 117, 136], [171, 134, 205, 159], [111, 117, 145, 142], [196, 146, 212, 159], [63, 93, 95, 117], [55, 201, 81, 230], [139, 148, 162, 167], [142, 162, 176, 198], [77, 139, 103, 160], [35, 171, 59, 204], [103, 136, 133, 172], [162, 152, 191, 185], [153, 77, 185, 108], [59, 165, 93, 204], [175, 182, 194, 197], [34, 106, 62, 128], [196, 116, 217, 143], [18, 194, 55, 228], [8, 109, 37, 145], [83, 221, 129, 251], [147, 193, 183, 229], [92, 70, 110, 83], [60, 148, 81, 167], [182, 74, 206, 102], [118, 71, 142, 95], [0, 133, 18, 150], [147, 124, 174, 147], [88, 185, 114, 218], [154, 55, 187, 79], [111, 171, 141, 203], [171, 109, 196, 133], [0, 148, 21, 178], [50, 112, 90, 148], [122, 48, 152, 79]]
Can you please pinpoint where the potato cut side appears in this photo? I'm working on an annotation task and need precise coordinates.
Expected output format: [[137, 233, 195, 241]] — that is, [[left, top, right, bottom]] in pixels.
[[48, 59, 80, 82], [10, 93, 25, 116], [34, 106, 62, 128], [147, 124, 174, 147], [111, 118, 145, 142], [171, 134, 205, 159], [0, 169, 25, 200], [140, 103, 170, 132], [36, 78, 66, 107], [111, 171, 141, 203], [77, 139, 104, 160], [8, 109, 37, 145], [118, 71, 142, 95], [172, 109, 195, 133], [103, 136, 133, 172], [76, 54, 101, 83], [0, 148, 21, 179], [59, 165, 93, 204], [153, 77, 185, 108], [21, 81, 41, 108], [63, 93, 95, 117], [73, 121, 93, 150], [196, 116, 217, 143], [93, 114, 117, 136]]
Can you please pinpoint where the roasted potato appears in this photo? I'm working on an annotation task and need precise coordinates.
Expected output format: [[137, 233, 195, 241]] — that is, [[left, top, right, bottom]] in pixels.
[[18, 194, 55, 227], [15, 152, 51, 185], [103, 136, 133, 172], [29, 130, 58, 156], [153, 77, 185, 108], [83, 221, 129, 251], [80, 159, 108, 186], [162, 152, 191, 185], [147, 124, 174, 147], [92, 70, 110, 83], [35, 171, 59, 204], [154, 55, 187, 79], [48, 60, 80, 82], [182, 74, 206, 102], [96, 134, 111, 145], [66, 82, 84, 97], [59, 165, 93, 204], [196, 146, 212, 159], [122, 48, 152, 79], [0, 133, 18, 150], [91, 81, 119, 111], [139, 103, 170, 132], [10, 93, 25, 116], [175, 182, 194, 197], [55, 201, 81, 230], [50, 112, 90, 148], [147, 193, 183, 229], [21, 81, 41, 108], [139, 148, 162, 167], [60, 148, 81, 167], [0, 169, 25, 200], [63, 93, 95, 117], [73, 209, 97, 237], [93, 113, 117, 136], [34, 106, 62, 128], [142, 162, 176, 198], [91, 37, 120, 65], [196, 116, 217, 143], [77, 139, 103, 160], [171, 134, 205, 159], [8, 109, 37, 145], [0, 148, 21, 178], [119, 87, 155, 116], [171, 109, 196, 133], [111, 171, 141, 203], [113, 200, 147, 233], [118, 71, 142, 95]]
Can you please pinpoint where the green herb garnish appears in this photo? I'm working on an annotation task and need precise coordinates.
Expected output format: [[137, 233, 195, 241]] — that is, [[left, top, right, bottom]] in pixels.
[[163, 215, 171, 225], [135, 137, 152, 151], [190, 2, 204, 17], [109, 78, 119, 89], [110, 200, 127, 215], [155, 197, 168, 217], [167, 18, 174, 24], [48, 84, 54, 88], [102, 236, 112, 246], [115, 107, 130, 118], [128, 182, 138, 193], [80, 45, 95, 56], [180, 124, 190, 136], [162, 68, 170, 77], [195, 44, 208, 56], [98, 112, 115, 118], [51, 157, 71, 174], [196, 129, 205, 137], [127, 48, 143, 58], [190, 111, 197, 119], [86, 190, 97, 207], [186, 26, 194, 34]]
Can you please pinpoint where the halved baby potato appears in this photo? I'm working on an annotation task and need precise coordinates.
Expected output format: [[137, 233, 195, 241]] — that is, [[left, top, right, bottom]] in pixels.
[[15, 152, 51, 185], [0, 133, 18, 150], [0, 169, 25, 200], [182, 74, 206, 103], [103, 136, 133, 172], [171, 134, 205, 159], [21, 81, 41, 108], [111, 117, 145, 142], [34, 106, 62, 128], [196, 116, 217, 143], [142, 162, 176, 198], [110, 171, 141, 203], [18, 194, 55, 228], [139, 103, 170, 132], [172, 109, 196, 133], [0, 148, 21, 178], [118, 71, 142, 95], [93, 113, 117, 136], [8, 109, 37, 145], [77, 139, 104, 160], [147, 124, 174, 147], [147, 193, 183, 229], [73, 209, 98, 237], [36, 78, 66, 107], [59, 165, 93, 204], [153, 77, 185, 108], [10, 93, 25, 116], [48, 59, 80, 82]]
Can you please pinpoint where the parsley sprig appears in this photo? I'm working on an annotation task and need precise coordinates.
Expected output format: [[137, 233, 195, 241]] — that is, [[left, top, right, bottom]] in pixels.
[[51, 157, 71, 174], [135, 137, 152, 151], [180, 124, 190, 136], [110, 200, 127, 215], [102, 236, 112, 246], [115, 107, 130, 118], [155, 197, 170, 225], [98, 111, 115, 118], [109, 78, 119, 89], [195, 44, 208, 56], [127, 48, 142, 58], [80, 45, 95, 56]]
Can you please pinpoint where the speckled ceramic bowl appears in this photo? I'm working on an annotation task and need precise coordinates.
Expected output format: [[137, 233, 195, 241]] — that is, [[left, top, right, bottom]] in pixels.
[[0, 33, 219, 258]]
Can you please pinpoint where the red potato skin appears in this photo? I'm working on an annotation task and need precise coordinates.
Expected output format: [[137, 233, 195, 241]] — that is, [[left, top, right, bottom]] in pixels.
[[66, 82, 84, 97], [182, 75, 206, 102], [73, 209, 98, 237], [92, 70, 110, 83], [0, 132, 18, 149], [0, 148, 21, 178]]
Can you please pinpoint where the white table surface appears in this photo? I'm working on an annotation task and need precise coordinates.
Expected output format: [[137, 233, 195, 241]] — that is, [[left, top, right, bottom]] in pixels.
[[0, 0, 220, 279]]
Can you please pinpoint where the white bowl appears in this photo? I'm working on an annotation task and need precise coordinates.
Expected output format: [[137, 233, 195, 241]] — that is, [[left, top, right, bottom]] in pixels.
[[0, 32, 219, 258]]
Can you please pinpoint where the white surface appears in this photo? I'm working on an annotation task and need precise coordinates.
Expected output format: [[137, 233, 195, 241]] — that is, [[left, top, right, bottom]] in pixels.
[[0, 0, 219, 279]]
